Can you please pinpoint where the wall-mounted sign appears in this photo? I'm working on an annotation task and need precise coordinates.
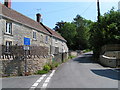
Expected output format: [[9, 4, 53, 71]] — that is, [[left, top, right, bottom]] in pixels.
[[24, 37, 30, 45]]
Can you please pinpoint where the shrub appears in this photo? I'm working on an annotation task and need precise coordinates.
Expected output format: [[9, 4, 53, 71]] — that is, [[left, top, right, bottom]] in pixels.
[[37, 70, 48, 74], [83, 49, 91, 53], [43, 65, 51, 72], [68, 55, 76, 59]]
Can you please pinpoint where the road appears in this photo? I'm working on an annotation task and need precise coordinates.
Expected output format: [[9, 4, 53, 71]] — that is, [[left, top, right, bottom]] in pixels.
[[2, 52, 120, 90]]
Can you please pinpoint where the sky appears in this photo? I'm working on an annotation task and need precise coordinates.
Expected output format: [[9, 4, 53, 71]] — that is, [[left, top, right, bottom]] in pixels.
[[0, 0, 119, 29]]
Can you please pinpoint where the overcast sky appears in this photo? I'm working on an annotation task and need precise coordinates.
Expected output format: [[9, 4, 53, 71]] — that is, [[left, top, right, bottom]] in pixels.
[[0, 0, 119, 29]]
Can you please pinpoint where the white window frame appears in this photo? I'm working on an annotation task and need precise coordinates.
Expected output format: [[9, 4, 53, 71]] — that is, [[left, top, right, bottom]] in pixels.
[[6, 22, 12, 34], [5, 41, 12, 53], [45, 36, 48, 43], [33, 31, 37, 40]]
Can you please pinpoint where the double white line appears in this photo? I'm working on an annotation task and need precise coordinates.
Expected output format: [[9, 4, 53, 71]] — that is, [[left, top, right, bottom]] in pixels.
[[30, 74, 46, 89], [30, 70, 56, 89], [41, 70, 56, 88]]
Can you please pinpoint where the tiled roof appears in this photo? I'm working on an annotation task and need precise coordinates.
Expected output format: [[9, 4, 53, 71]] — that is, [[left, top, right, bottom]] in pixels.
[[1, 3, 66, 42], [40, 23, 66, 42], [1, 3, 50, 35]]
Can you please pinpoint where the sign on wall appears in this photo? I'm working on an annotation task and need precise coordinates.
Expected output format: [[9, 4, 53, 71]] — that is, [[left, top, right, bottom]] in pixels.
[[24, 37, 30, 50], [24, 37, 30, 45]]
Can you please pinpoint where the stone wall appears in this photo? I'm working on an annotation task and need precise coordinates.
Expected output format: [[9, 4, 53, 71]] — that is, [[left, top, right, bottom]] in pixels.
[[1, 56, 52, 76], [54, 53, 68, 63], [69, 51, 80, 57], [100, 44, 120, 67], [101, 44, 120, 54], [100, 55, 117, 68]]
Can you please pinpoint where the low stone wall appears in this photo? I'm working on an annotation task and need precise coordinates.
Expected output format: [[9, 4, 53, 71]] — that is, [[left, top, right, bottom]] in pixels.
[[100, 55, 117, 68], [1, 56, 52, 76], [69, 50, 81, 57], [101, 44, 120, 54], [54, 53, 68, 63]]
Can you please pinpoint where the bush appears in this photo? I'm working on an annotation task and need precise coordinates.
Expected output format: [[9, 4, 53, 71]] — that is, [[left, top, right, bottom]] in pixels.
[[68, 55, 76, 59], [83, 49, 91, 53], [37, 70, 48, 74], [47, 62, 60, 70], [43, 65, 51, 71]]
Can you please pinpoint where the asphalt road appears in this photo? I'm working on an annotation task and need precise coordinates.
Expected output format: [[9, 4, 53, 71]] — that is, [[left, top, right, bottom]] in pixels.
[[47, 52, 119, 88], [1, 52, 120, 90]]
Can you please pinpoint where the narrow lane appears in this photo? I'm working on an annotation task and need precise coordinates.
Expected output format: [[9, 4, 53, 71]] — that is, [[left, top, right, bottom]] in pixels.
[[47, 52, 119, 88]]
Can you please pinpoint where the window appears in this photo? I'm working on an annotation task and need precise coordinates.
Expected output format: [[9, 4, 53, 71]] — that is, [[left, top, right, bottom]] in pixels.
[[40, 35, 43, 42], [33, 32, 36, 40], [6, 22, 12, 34], [5, 41, 12, 53], [45, 36, 48, 43]]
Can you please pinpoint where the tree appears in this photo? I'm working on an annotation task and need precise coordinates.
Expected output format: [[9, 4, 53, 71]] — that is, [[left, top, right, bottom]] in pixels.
[[53, 21, 66, 34], [60, 22, 77, 50], [89, 9, 120, 58], [73, 15, 92, 50]]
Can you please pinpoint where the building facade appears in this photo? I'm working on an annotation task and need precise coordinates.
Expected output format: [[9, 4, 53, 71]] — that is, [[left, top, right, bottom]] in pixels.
[[0, 2, 68, 56], [0, 1, 68, 76]]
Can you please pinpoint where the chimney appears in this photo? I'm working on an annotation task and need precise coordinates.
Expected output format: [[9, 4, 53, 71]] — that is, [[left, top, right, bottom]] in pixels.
[[36, 13, 41, 23], [4, 0, 11, 8]]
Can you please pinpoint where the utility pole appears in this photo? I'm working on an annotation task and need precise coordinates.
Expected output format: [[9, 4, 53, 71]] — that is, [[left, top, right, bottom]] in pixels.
[[97, 0, 100, 22]]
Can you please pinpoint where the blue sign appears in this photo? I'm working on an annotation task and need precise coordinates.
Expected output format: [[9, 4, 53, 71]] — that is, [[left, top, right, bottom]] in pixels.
[[24, 37, 30, 45]]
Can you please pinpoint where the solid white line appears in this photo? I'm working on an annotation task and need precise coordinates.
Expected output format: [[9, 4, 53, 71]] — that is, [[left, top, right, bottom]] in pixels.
[[41, 70, 56, 88]]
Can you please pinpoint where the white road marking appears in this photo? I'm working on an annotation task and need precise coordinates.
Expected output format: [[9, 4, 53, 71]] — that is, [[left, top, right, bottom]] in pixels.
[[42, 82, 48, 88], [30, 74, 46, 89], [36, 79, 42, 83], [32, 82, 39, 87], [41, 70, 56, 88], [30, 87, 36, 88]]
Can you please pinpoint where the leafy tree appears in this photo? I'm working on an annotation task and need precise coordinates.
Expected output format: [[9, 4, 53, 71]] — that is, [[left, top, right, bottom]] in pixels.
[[54, 21, 66, 34], [73, 15, 92, 50], [54, 15, 92, 50], [60, 22, 77, 49], [89, 9, 120, 58]]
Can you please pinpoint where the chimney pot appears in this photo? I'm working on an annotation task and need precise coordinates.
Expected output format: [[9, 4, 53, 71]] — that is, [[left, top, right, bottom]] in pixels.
[[4, 0, 11, 8], [36, 13, 41, 23]]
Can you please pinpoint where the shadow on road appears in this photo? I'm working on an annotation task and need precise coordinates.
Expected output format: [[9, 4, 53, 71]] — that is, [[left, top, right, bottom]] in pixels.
[[91, 69, 120, 80], [73, 53, 97, 64]]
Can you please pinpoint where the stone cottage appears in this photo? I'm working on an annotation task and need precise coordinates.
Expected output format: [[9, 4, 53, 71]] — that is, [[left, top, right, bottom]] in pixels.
[[0, 0, 68, 76]]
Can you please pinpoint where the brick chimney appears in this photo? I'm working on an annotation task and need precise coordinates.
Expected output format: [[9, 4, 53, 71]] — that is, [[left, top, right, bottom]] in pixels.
[[36, 13, 41, 23], [4, 0, 11, 8]]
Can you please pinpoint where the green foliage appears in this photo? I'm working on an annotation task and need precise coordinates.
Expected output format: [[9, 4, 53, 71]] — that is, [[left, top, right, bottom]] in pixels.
[[36, 64, 51, 75], [54, 15, 92, 50], [89, 9, 120, 58], [37, 70, 48, 74], [47, 61, 60, 70], [61, 22, 77, 49], [43, 65, 51, 72], [73, 15, 92, 50], [68, 55, 76, 59], [83, 49, 92, 53]]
